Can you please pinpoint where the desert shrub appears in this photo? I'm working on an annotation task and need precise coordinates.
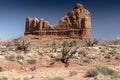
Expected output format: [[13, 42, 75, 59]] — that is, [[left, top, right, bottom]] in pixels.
[[69, 70, 78, 77], [62, 47, 70, 58], [5, 54, 16, 61], [53, 77, 64, 80], [72, 40, 77, 46], [43, 77, 64, 80], [61, 47, 78, 67], [30, 66, 36, 71], [94, 73, 120, 80], [1, 40, 15, 51], [13, 36, 31, 52], [85, 39, 99, 47], [51, 41, 57, 52], [85, 40, 93, 47], [96, 66, 118, 76], [16, 55, 24, 65], [16, 55, 24, 60], [85, 66, 118, 77], [15, 39, 30, 51], [62, 40, 77, 48], [62, 41, 69, 48], [3, 36, 31, 52], [4, 40, 15, 47], [61, 47, 71, 58], [51, 41, 57, 48], [28, 58, 36, 64], [69, 40, 77, 47], [0, 66, 3, 72], [94, 73, 111, 80], [42, 77, 52, 80], [78, 50, 87, 58], [23, 77, 30, 80], [86, 68, 98, 77]]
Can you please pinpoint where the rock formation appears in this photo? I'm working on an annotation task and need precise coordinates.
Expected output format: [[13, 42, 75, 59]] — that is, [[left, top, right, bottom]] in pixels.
[[24, 3, 92, 40]]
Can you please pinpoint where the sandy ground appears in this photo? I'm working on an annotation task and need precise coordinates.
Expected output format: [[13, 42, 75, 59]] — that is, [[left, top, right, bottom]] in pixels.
[[0, 57, 120, 80]]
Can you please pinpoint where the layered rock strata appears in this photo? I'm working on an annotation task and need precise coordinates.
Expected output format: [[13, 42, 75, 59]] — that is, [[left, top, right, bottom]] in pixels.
[[24, 3, 92, 40]]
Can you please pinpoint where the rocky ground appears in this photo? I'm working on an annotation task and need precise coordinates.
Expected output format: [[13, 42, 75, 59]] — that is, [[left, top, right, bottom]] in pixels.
[[0, 37, 120, 80]]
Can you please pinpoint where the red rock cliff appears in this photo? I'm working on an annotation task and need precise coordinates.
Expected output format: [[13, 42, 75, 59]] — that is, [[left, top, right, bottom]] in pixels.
[[24, 3, 92, 40]]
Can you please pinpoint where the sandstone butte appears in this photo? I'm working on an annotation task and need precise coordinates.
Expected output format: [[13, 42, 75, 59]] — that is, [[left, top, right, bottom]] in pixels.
[[24, 3, 92, 42]]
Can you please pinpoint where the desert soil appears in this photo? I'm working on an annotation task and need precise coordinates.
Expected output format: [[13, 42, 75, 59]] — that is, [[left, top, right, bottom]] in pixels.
[[0, 57, 120, 80]]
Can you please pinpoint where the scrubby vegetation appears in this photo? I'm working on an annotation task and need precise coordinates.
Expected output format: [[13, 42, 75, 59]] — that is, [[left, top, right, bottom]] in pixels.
[[84, 39, 99, 47], [86, 66, 118, 77], [86, 66, 120, 80], [5, 54, 16, 61], [28, 58, 37, 64], [43, 77, 64, 80], [69, 70, 78, 77], [1, 36, 120, 79]]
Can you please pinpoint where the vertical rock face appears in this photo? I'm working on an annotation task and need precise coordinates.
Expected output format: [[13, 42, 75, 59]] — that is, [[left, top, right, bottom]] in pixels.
[[24, 3, 92, 40]]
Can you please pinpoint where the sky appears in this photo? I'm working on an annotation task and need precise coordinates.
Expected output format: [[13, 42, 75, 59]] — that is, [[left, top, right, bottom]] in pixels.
[[0, 0, 120, 40]]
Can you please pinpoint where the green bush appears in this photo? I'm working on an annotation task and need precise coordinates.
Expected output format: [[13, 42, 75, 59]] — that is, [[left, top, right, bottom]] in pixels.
[[86, 66, 118, 77], [69, 40, 77, 47], [96, 66, 118, 76], [86, 68, 98, 77], [94, 73, 120, 80], [85, 39, 99, 47], [51, 41, 57, 48], [62, 40, 77, 47], [62, 41, 69, 48], [94, 73, 111, 80]]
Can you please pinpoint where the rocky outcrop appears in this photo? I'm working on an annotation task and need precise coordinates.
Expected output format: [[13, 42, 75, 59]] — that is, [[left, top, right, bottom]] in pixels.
[[24, 3, 92, 40]]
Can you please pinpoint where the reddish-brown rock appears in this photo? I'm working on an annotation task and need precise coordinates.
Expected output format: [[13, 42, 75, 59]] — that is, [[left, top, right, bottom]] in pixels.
[[24, 3, 92, 41]]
